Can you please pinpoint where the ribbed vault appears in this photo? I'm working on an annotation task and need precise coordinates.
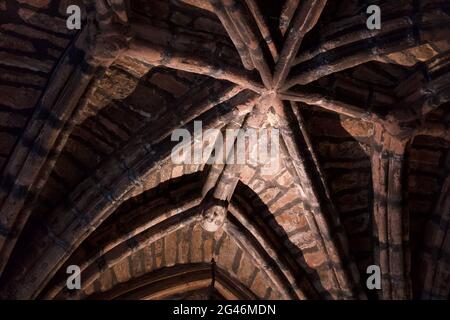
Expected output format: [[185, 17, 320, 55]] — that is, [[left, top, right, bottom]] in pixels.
[[0, 0, 449, 300]]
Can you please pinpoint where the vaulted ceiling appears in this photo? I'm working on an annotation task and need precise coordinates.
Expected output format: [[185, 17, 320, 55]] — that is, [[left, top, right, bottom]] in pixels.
[[0, 0, 449, 300]]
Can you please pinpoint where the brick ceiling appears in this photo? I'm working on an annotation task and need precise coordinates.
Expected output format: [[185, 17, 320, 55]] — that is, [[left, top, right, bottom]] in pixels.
[[0, 0, 449, 300]]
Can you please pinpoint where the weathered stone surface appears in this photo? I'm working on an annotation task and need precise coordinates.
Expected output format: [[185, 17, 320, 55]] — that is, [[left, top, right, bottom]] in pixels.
[[0, 0, 449, 301]]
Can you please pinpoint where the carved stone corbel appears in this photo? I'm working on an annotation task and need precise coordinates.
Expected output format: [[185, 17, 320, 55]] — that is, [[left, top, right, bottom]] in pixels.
[[200, 199, 229, 232], [83, 0, 132, 68]]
